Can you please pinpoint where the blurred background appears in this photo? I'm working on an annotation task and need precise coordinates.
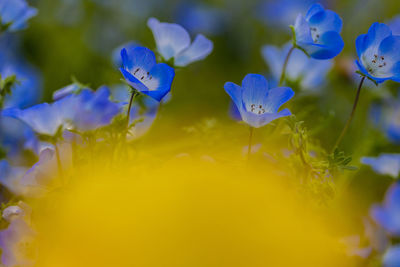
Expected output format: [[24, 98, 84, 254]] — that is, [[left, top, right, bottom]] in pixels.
[[3, 0, 400, 259]]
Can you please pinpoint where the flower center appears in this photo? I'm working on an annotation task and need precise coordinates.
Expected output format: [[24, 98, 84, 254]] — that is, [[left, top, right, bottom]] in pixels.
[[132, 67, 153, 82], [366, 54, 388, 75], [310, 27, 321, 43], [250, 104, 266, 115], [129, 67, 159, 91]]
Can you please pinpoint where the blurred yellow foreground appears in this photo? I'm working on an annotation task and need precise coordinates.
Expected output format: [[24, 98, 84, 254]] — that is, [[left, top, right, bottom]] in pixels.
[[30, 149, 350, 267]]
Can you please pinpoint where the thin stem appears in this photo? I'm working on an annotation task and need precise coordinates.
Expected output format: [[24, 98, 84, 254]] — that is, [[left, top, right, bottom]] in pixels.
[[279, 46, 295, 86], [247, 127, 254, 160], [54, 143, 64, 182], [331, 76, 366, 153], [126, 91, 136, 129]]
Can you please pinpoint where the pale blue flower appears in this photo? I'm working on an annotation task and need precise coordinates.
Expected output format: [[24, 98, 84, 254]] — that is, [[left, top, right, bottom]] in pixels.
[[147, 17, 213, 67], [370, 183, 400, 236], [0, 0, 37, 32], [224, 74, 294, 128], [362, 154, 400, 178], [262, 43, 333, 90], [3, 87, 121, 135], [294, 3, 344, 59]]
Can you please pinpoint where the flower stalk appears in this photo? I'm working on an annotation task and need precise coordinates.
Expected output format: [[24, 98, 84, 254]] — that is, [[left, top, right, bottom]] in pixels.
[[331, 76, 366, 152]]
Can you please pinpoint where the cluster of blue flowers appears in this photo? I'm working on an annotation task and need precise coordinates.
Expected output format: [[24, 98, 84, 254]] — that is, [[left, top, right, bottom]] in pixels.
[[1, 0, 400, 266]]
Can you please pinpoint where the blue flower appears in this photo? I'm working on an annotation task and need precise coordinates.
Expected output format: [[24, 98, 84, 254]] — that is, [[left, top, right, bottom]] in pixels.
[[2, 96, 74, 136], [262, 43, 333, 90], [224, 74, 294, 128], [147, 17, 213, 67], [0, 0, 37, 32], [362, 154, 400, 178], [0, 202, 35, 267], [3, 87, 121, 135], [67, 87, 122, 132], [368, 97, 400, 143], [294, 3, 344, 59], [0, 115, 38, 162], [356, 22, 400, 84], [120, 46, 175, 102], [370, 183, 400, 236], [1, 60, 42, 109], [384, 245, 400, 267]]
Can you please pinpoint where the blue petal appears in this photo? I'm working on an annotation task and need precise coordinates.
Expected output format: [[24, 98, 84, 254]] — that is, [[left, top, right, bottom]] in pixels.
[[361, 154, 400, 178], [0, 0, 37, 31], [264, 87, 295, 113], [359, 23, 392, 60], [294, 14, 314, 44], [174, 34, 213, 67], [241, 108, 291, 128], [147, 17, 191, 61], [224, 82, 243, 113], [144, 63, 175, 102], [119, 68, 150, 93], [70, 87, 121, 131], [384, 245, 400, 267], [385, 183, 400, 216], [121, 46, 156, 73], [2, 104, 63, 136], [298, 31, 344, 59], [379, 36, 400, 63], [370, 205, 400, 236], [306, 5, 342, 33], [241, 74, 269, 110], [112, 41, 139, 67], [305, 3, 324, 19]]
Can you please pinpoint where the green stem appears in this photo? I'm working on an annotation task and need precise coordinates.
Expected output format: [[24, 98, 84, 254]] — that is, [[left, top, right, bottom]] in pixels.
[[126, 91, 136, 129], [331, 76, 366, 153], [279, 46, 295, 86], [247, 127, 254, 160]]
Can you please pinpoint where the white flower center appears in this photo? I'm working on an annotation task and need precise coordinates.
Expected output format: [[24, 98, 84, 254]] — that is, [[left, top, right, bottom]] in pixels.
[[249, 104, 267, 115], [310, 27, 321, 43], [363, 54, 390, 77], [130, 67, 159, 91]]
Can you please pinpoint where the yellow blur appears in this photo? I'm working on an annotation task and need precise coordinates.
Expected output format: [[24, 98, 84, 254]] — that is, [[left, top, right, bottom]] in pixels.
[[29, 148, 352, 267]]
